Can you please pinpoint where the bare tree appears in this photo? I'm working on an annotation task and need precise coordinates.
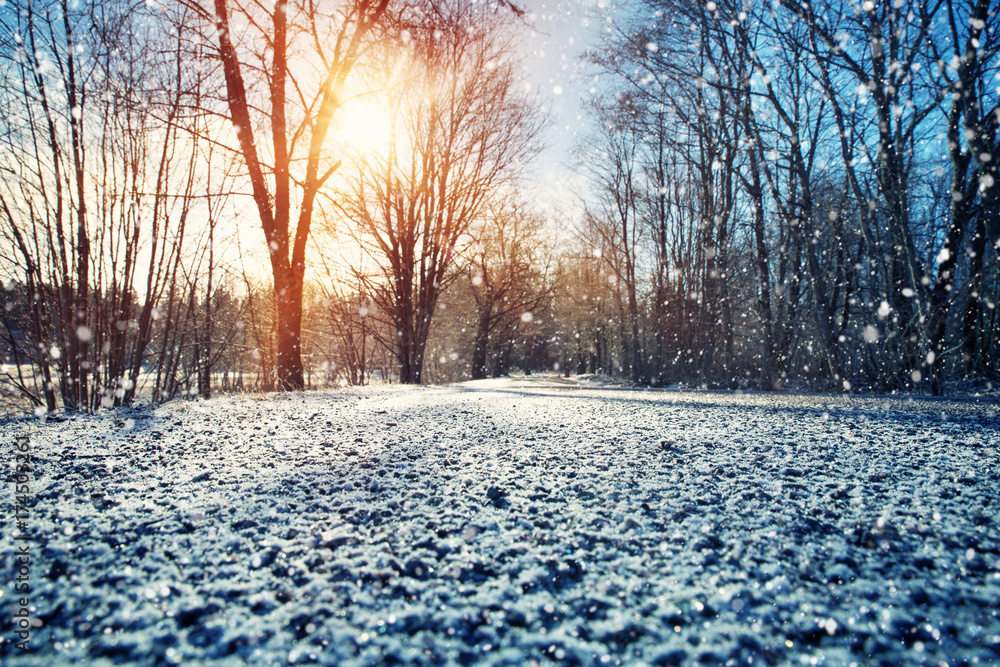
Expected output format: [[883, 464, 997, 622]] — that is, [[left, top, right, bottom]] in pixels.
[[465, 201, 555, 380], [0, 0, 206, 411], [777, 0, 998, 392], [580, 97, 645, 382], [343, 0, 545, 383], [175, 0, 392, 390]]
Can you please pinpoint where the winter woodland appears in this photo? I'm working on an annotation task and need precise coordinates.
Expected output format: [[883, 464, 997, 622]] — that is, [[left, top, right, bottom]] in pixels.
[[0, 0, 998, 665], [1, 0, 998, 411]]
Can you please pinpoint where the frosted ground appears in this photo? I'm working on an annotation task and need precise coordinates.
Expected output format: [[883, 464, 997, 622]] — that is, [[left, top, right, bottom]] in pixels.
[[2, 376, 999, 666]]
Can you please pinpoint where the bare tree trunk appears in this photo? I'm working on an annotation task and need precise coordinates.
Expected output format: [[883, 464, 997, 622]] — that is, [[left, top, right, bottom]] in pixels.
[[471, 305, 492, 380]]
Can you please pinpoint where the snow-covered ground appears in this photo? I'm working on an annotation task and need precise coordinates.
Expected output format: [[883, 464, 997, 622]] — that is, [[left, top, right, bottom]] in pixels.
[[2, 376, 999, 666]]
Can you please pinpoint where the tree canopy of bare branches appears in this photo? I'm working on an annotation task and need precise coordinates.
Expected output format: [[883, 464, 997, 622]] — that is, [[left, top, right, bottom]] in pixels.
[[340, 0, 546, 384]]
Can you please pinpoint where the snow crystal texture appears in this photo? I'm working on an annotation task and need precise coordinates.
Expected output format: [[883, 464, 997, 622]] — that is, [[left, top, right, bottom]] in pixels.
[[2, 376, 999, 666]]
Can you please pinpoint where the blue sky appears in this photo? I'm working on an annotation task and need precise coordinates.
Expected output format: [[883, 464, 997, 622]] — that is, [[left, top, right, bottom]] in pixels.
[[516, 0, 604, 216]]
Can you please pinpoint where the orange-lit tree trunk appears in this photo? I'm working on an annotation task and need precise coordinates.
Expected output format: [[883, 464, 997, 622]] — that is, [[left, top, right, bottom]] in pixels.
[[193, 0, 391, 389]]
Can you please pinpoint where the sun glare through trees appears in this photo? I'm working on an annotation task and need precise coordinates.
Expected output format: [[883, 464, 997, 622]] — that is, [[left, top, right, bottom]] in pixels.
[[338, 99, 395, 158]]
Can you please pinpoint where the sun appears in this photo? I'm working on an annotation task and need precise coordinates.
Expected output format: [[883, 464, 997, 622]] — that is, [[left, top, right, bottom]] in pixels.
[[337, 98, 394, 157]]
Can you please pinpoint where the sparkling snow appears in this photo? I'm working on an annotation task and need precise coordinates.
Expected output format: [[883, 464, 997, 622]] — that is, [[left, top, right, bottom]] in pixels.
[[2, 376, 998, 665]]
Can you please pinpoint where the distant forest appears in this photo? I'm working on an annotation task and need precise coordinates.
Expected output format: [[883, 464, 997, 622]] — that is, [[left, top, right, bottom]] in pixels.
[[1, 0, 997, 412]]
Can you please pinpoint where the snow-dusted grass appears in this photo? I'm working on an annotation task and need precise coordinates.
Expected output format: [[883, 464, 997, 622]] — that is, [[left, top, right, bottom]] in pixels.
[[2, 377, 999, 665]]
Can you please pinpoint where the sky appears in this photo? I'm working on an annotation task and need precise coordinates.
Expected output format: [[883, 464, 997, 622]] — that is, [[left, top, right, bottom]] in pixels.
[[234, 0, 611, 278], [513, 0, 606, 221]]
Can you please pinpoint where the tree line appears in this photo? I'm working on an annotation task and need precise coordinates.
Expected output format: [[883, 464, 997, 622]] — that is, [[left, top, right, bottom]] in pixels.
[[560, 0, 998, 394], [0, 0, 552, 411], [1, 0, 997, 413]]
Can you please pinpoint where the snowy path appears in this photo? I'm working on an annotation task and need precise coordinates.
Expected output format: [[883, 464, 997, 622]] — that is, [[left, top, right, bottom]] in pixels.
[[2, 377, 999, 665]]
